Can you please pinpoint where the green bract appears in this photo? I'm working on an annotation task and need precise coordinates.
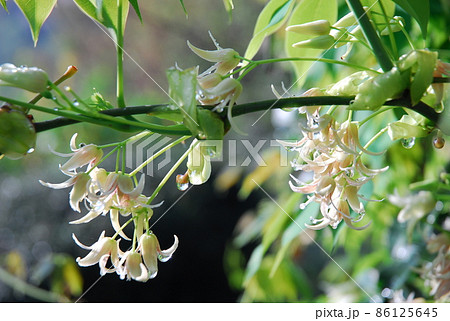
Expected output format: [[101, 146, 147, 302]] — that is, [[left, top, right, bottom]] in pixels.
[[0, 63, 49, 93], [398, 50, 438, 106], [349, 67, 409, 111], [0, 107, 36, 159], [387, 115, 430, 140]]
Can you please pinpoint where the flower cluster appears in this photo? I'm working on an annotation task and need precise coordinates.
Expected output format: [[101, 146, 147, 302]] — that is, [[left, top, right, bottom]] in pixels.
[[187, 33, 242, 113], [187, 33, 244, 135], [40, 133, 178, 281], [282, 106, 388, 230]]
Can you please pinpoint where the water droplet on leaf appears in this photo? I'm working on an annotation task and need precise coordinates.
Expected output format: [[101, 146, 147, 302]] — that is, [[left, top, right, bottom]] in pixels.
[[401, 137, 415, 149]]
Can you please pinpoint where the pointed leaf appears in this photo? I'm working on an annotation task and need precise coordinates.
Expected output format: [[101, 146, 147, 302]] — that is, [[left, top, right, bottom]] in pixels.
[[73, 0, 129, 35], [14, 0, 58, 45], [128, 0, 142, 22], [1, 0, 8, 12], [392, 0, 429, 38], [178, 0, 188, 17], [73, 0, 97, 19], [285, 0, 337, 87], [244, 0, 295, 61]]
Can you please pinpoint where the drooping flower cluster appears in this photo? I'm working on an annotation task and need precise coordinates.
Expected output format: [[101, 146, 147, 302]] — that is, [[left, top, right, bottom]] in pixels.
[[40, 133, 178, 281], [282, 107, 388, 230]]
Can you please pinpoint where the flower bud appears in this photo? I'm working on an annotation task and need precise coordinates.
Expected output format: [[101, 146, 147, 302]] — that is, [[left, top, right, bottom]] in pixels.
[[333, 12, 357, 28], [380, 16, 405, 35], [292, 35, 335, 49], [187, 140, 211, 185], [187, 41, 240, 75], [0, 107, 36, 159], [0, 63, 48, 93], [286, 20, 331, 36]]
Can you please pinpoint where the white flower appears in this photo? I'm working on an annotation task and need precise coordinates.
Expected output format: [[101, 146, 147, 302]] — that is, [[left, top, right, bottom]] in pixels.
[[186, 140, 212, 185], [117, 251, 150, 282], [72, 231, 122, 275], [285, 111, 387, 230], [39, 172, 91, 212], [187, 33, 240, 76], [138, 233, 179, 279], [52, 133, 103, 175], [388, 190, 435, 223]]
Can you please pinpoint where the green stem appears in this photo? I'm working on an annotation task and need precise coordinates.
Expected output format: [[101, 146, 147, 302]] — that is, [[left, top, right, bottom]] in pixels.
[[359, 106, 397, 126], [379, 0, 398, 60], [346, 0, 394, 72], [28, 94, 443, 134], [116, 0, 126, 108], [147, 139, 197, 204], [0, 267, 70, 302], [363, 127, 388, 150], [87, 145, 120, 175], [0, 95, 191, 135], [233, 56, 378, 79], [112, 216, 135, 240], [129, 135, 190, 176]]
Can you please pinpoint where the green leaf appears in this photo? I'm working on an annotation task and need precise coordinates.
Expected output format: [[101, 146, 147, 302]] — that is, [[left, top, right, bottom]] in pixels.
[[244, 0, 295, 61], [14, 0, 58, 45], [73, 0, 97, 19], [166, 67, 200, 136], [178, 0, 188, 17], [392, 0, 429, 38], [361, 0, 395, 32], [243, 244, 264, 285], [270, 202, 319, 276], [73, 0, 129, 36], [223, 0, 234, 22], [128, 0, 142, 22], [1, 0, 8, 12], [285, 0, 337, 87]]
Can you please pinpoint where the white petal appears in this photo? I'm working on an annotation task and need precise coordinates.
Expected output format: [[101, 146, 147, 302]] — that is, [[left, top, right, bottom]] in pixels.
[[158, 235, 179, 262], [69, 209, 102, 224], [70, 133, 79, 151], [110, 209, 131, 240], [48, 144, 73, 157], [127, 175, 145, 199], [72, 231, 105, 250], [39, 176, 76, 189]]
